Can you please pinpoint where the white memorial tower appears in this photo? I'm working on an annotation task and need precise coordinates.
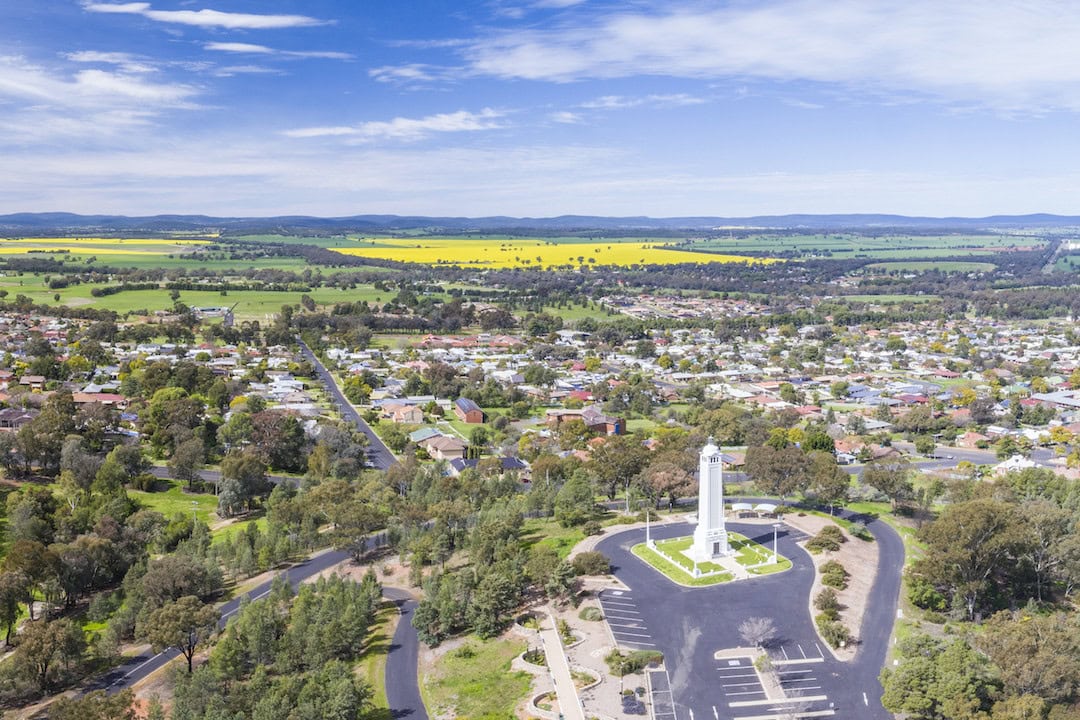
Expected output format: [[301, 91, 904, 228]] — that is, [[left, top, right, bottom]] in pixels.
[[691, 438, 731, 561]]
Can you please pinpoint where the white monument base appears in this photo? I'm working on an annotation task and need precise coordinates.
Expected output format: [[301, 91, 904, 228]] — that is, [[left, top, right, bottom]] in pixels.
[[690, 525, 732, 561]]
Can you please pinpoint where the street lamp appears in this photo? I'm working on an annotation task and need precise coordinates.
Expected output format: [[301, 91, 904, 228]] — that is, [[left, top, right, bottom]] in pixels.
[[772, 523, 781, 564]]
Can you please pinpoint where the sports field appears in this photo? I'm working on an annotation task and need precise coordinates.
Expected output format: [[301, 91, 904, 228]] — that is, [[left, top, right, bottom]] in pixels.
[[331, 237, 769, 268]]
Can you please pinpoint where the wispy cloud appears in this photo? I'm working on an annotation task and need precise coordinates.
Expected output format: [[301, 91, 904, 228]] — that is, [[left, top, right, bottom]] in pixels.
[[580, 93, 705, 109], [82, 2, 328, 30], [65, 50, 154, 74], [369, 63, 458, 86], [548, 111, 582, 124], [0, 55, 197, 108], [204, 42, 352, 60], [284, 108, 507, 141], [462, 1, 1080, 112]]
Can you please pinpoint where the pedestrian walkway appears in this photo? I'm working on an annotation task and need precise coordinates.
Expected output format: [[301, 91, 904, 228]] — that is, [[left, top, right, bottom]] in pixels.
[[541, 608, 586, 720]]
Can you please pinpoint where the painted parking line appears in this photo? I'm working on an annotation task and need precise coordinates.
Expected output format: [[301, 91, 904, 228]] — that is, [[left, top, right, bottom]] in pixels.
[[648, 668, 678, 720]]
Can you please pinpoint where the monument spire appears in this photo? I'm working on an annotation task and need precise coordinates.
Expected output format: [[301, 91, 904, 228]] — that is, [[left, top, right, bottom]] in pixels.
[[691, 438, 731, 561]]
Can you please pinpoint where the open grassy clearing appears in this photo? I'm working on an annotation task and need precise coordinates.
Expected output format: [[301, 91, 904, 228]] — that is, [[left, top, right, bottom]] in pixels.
[[129, 479, 218, 525], [420, 636, 532, 720], [521, 517, 586, 559], [333, 236, 770, 268], [865, 261, 997, 273], [1054, 254, 1080, 272]]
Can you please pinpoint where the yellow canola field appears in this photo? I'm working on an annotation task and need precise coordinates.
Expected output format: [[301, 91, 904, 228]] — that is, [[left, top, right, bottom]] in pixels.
[[333, 238, 772, 268]]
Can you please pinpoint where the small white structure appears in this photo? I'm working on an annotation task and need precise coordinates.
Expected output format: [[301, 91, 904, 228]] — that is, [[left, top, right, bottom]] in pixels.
[[691, 438, 732, 561]]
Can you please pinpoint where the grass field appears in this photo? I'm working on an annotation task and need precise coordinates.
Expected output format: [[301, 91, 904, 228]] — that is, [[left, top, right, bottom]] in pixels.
[[1055, 254, 1080, 272], [332, 236, 770, 268], [0, 276, 391, 321], [420, 637, 531, 720], [674, 232, 1037, 259], [839, 294, 938, 304], [865, 261, 997, 273], [521, 517, 586, 559], [129, 479, 218, 525]]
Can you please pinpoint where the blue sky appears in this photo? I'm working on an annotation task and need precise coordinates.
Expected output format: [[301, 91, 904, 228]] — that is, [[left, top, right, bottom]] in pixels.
[[4, 1, 1080, 217]]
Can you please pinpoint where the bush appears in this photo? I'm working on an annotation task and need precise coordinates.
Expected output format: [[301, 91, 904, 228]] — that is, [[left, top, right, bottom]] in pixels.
[[815, 613, 852, 648], [820, 560, 849, 589], [806, 525, 846, 553], [579, 606, 603, 622], [128, 473, 158, 491], [87, 591, 122, 623], [572, 551, 611, 576], [558, 618, 574, 645], [814, 587, 840, 618], [907, 577, 947, 611], [582, 520, 603, 536], [605, 649, 664, 676]]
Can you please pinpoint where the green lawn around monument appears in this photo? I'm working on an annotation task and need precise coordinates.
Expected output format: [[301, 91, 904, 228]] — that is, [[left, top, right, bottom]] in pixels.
[[632, 543, 734, 587], [632, 533, 792, 587]]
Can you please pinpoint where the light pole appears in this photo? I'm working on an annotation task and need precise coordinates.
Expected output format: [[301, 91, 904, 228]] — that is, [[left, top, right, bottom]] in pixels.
[[645, 506, 653, 548], [772, 523, 781, 564], [192, 500, 198, 524]]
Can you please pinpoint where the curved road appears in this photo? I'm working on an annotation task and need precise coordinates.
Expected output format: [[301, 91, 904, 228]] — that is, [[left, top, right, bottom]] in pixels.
[[383, 588, 429, 720], [594, 497, 903, 719]]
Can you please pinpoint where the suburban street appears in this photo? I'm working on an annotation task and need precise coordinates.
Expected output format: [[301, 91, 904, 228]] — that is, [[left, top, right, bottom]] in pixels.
[[297, 337, 398, 471], [594, 503, 903, 720]]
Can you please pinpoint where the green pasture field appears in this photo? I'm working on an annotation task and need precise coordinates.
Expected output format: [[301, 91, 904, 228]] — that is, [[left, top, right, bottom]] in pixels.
[[0, 276, 390, 320], [1054, 254, 1080, 272], [673, 232, 1036, 257], [838, 294, 938, 304], [865, 261, 997, 273]]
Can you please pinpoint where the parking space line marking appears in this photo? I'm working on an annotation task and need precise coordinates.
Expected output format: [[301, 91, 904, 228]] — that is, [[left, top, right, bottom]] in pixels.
[[729, 694, 828, 708], [730, 710, 835, 720], [780, 647, 789, 661]]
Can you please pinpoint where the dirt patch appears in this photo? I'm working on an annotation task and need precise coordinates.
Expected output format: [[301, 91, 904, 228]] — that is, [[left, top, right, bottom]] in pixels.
[[782, 513, 879, 662]]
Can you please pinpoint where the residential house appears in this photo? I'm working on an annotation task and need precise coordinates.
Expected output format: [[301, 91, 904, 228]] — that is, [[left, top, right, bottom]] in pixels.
[[419, 435, 468, 461], [454, 397, 486, 424]]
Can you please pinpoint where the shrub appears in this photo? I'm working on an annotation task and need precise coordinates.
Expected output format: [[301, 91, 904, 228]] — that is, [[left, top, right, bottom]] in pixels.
[[579, 606, 604, 622], [806, 525, 846, 553], [558, 618, 574, 645], [582, 520, 603, 536], [572, 551, 611, 576], [128, 473, 158, 491], [814, 587, 840, 617], [815, 613, 852, 648], [605, 649, 664, 676], [907, 577, 947, 611], [820, 560, 849, 589]]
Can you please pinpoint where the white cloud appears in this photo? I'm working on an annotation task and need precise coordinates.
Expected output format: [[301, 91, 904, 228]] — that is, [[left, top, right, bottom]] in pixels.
[[204, 42, 352, 60], [580, 93, 705, 109], [284, 109, 507, 141], [65, 50, 154, 73], [463, 1, 1080, 112], [549, 111, 582, 123], [0, 55, 197, 109], [82, 2, 328, 30], [368, 64, 457, 86]]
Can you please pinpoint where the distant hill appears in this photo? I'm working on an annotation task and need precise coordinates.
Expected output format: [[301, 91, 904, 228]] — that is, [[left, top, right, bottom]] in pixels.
[[2, 211, 1080, 235]]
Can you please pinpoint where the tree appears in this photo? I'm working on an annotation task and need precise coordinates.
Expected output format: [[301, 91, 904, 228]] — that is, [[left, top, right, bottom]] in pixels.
[[169, 436, 205, 490], [809, 452, 849, 515], [0, 571, 26, 645], [15, 618, 86, 690], [976, 611, 1080, 705], [588, 435, 649, 500], [142, 595, 219, 673], [1019, 500, 1072, 602], [219, 451, 268, 516], [554, 473, 595, 527], [912, 499, 1028, 620], [881, 634, 997, 720], [862, 457, 912, 508], [744, 445, 808, 502], [738, 617, 777, 648], [48, 689, 138, 720]]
